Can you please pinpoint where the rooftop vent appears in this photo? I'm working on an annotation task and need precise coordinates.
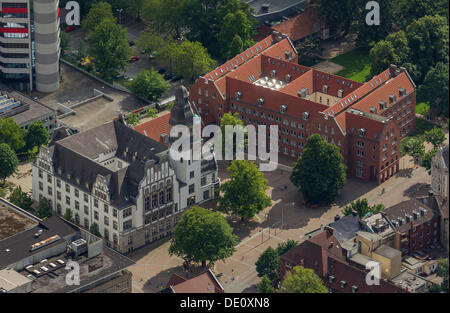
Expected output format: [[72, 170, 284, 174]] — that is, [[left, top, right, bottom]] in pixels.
[[234, 91, 242, 100], [419, 207, 426, 216], [280, 104, 287, 114], [352, 285, 358, 293], [340, 281, 347, 288], [298, 88, 309, 98], [271, 69, 277, 78], [302, 111, 310, 121], [285, 74, 292, 83], [337, 89, 344, 98], [370, 107, 377, 114], [285, 50, 292, 60], [161, 133, 169, 144], [261, 3, 270, 12], [399, 88, 406, 97], [358, 128, 366, 136], [322, 85, 328, 93], [257, 98, 264, 106], [334, 215, 340, 222], [329, 275, 336, 283]]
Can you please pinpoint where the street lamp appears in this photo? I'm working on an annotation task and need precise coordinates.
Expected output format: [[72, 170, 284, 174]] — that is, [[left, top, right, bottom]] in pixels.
[[117, 9, 123, 25]]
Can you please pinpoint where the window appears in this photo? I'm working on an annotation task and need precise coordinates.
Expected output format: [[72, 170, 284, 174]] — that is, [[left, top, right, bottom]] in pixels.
[[104, 204, 109, 214], [113, 221, 118, 230], [152, 193, 157, 207], [84, 205, 89, 215], [166, 188, 172, 202], [123, 220, 132, 230], [113, 209, 118, 218], [66, 196, 70, 205], [75, 201, 79, 210], [123, 207, 132, 218], [190, 171, 194, 179], [189, 184, 195, 194], [84, 193, 89, 202], [56, 179, 61, 188], [159, 191, 165, 205], [104, 216, 109, 226], [74, 189, 79, 198], [48, 186, 52, 196], [94, 199, 98, 208], [145, 197, 150, 211], [39, 182, 43, 191], [47, 174, 52, 184], [201, 176, 207, 186], [203, 190, 210, 200], [65, 184, 70, 193], [94, 211, 99, 220]]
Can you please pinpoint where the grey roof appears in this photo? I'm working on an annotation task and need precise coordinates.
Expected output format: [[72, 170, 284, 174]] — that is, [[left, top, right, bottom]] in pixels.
[[349, 253, 378, 267], [50, 119, 168, 208], [328, 214, 362, 243], [374, 244, 401, 259], [0, 216, 78, 270], [0, 84, 55, 126]]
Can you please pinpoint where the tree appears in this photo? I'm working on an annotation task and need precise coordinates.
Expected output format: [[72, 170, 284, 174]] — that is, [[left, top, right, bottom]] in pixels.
[[418, 63, 449, 117], [216, 0, 256, 59], [145, 107, 158, 119], [136, 29, 166, 54], [437, 258, 449, 292], [258, 275, 275, 293], [219, 112, 246, 159], [255, 247, 280, 281], [227, 35, 244, 60], [125, 113, 140, 126], [279, 266, 328, 293], [89, 222, 102, 237], [24, 121, 49, 151], [422, 148, 437, 170], [88, 19, 132, 80], [129, 69, 170, 102], [342, 198, 384, 218], [142, 0, 187, 37], [9, 186, 33, 211], [394, 0, 449, 28], [82, 1, 115, 32], [0, 143, 18, 186], [169, 206, 238, 267], [156, 40, 181, 73], [63, 208, 74, 222], [405, 15, 449, 84], [218, 160, 272, 221], [0, 118, 25, 152], [172, 40, 217, 81], [315, 0, 357, 36], [295, 37, 321, 66], [276, 240, 298, 256], [424, 127, 446, 148], [352, 0, 394, 47], [428, 284, 443, 293], [37, 198, 52, 219], [405, 138, 425, 166], [290, 134, 346, 205], [60, 30, 70, 52], [369, 31, 409, 77]]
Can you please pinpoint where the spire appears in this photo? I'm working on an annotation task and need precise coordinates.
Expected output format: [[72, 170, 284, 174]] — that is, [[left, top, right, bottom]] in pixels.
[[169, 85, 194, 127]]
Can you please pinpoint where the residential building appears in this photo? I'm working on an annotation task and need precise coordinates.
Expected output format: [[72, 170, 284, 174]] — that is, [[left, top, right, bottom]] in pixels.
[[162, 269, 225, 293], [431, 145, 449, 197], [189, 32, 416, 185], [0, 84, 58, 133], [280, 227, 405, 293], [383, 199, 440, 256], [246, 0, 308, 25], [391, 270, 428, 293], [0, 0, 60, 92], [418, 195, 449, 252], [32, 86, 219, 254]]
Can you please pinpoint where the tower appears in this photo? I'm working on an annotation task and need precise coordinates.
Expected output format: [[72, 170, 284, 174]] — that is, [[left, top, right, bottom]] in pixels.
[[33, 0, 60, 92]]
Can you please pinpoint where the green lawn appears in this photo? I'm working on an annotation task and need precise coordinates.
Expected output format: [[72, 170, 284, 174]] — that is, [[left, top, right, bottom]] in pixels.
[[330, 47, 372, 83], [416, 102, 430, 115]]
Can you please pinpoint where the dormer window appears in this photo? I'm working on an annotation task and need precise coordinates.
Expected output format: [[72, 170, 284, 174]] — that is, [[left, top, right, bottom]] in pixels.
[[389, 94, 396, 103], [271, 69, 277, 78], [337, 89, 344, 98], [379, 101, 386, 110], [328, 275, 336, 283], [302, 111, 310, 121], [340, 281, 347, 288], [322, 85, 328, 93], [234, 91, 242, 100], [358, 128, 366, 136], [399, 88, 406, 97], [352, 285, 358, 293], [257, 98, 264, 106], [285, 74, 292, 83], [280, 104, 287, 114]]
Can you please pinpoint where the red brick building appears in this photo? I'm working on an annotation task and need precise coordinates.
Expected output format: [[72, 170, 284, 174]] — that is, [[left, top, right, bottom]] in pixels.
[[279, 228, 405, 293], [383, 198, 441, 256], [162, 269, 225, 293], [189, 32, 416, 184]]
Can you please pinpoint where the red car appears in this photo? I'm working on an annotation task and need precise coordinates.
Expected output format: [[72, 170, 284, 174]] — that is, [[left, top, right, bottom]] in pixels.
[[129, 56, 140, 63], [65, 25, 77, 32]]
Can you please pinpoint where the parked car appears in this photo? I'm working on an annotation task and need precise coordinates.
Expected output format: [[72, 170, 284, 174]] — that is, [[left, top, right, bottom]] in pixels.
[[115, 74, 125, 79], [65, 26, 77, 32], [158, 68, 166, 74], [128, 40, 135, 46], [129, 56, 140, 63]]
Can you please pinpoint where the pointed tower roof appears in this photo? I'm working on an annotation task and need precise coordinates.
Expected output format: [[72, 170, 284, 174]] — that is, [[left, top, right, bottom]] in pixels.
[[169, 86, 194, 127]]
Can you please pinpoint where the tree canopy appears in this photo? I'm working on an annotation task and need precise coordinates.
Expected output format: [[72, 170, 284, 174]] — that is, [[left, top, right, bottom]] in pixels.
[[218, 160, 271, 221], [418, 63, 449, 117], [37, 198, 52, 219], [129, 69, 170, 102], [279, 265, 328, 293], [9, 186, 33, 211], [88, 19, 132, 80], [342, 198, 384, 218], [255, 246, 280, 281], [0, 118, 25, 153], [25, 121, 49, 151], [258, 275, 275, 293], [82, 1, 116, 32], [424, 127, 446, 148], [290, 134, 346, 205], [0, 143, 18, 186], [169, 206, 238, 267]]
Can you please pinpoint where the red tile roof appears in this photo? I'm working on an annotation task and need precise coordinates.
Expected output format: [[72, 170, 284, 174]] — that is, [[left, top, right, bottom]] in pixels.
[[166, 270, 225, 293], [271, 8, 320, 42], [133, 113, 171, 146]]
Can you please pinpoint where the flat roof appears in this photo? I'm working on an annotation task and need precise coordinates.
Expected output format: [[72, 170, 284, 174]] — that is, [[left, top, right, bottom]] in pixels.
[[247, 0, 306, 17], [0, 268, 31, 291], [0, 84, 55, 126], [0, 216, 78, 269], [27, 246, 134, 293], [0, 199, 38, 241]]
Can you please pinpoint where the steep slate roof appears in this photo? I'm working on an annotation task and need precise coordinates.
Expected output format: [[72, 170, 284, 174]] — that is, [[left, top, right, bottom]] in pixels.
[[50, 120, 168, 209], [328, 213, 362, 243], [383, 198, 439, 233]]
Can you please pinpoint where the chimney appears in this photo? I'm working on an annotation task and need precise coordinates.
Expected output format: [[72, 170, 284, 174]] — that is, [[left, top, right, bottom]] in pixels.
[[324, 226, 334, 238], [351, 211, 358, 217], [334, 215, 340, 222]]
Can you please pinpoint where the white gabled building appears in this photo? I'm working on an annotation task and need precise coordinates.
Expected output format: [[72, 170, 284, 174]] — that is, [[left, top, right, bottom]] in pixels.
[[32, 86, 219, 254]]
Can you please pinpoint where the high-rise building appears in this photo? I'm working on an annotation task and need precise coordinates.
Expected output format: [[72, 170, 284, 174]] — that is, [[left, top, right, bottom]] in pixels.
[[0, 0, 59, 92]]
